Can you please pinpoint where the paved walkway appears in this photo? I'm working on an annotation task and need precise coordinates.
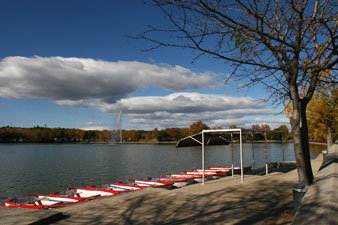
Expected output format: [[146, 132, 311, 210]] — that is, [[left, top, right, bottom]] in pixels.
[[293, 144, 338, 225], [1, 155, 323, 225], [53, 155, 322, 225]]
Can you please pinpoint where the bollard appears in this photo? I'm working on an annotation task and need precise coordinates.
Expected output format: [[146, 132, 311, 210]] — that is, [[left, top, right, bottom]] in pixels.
[[293, 185, 308, 214], [322, 150, 328, 161]]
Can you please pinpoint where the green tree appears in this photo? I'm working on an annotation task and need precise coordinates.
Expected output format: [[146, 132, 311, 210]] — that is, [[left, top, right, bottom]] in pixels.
[[271, 125, 289, 142], [157, 130, 169, 141]]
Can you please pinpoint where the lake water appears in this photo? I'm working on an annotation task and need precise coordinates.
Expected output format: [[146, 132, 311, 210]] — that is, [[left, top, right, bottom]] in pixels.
[[0, 143, 324, 202]]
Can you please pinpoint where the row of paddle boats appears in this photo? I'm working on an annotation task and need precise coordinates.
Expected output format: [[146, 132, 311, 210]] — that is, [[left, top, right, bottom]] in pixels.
[[2, 166, 250, 210]]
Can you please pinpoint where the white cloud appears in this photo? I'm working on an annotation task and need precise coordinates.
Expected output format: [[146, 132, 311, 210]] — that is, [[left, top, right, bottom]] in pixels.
[[96, 92, 267, 114], [0, 56, 218, 103], [80, 126, 108, 131], [0, 56, 288, 129], [212, 117, 289, 129], [88, 92, 287, 129], [78, 121, 103, 126]]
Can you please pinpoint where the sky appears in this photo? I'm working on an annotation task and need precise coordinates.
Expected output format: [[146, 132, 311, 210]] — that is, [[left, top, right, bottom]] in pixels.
[[0, 0, 289, 131]]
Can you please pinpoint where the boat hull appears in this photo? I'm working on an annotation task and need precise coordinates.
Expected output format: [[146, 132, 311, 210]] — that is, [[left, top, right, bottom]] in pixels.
[[3, 194, 83, 209], [168, 173, 213, 182], [105, 183, 148, 191], [130, 179, 174, 189], [147, 177, 194, 188]]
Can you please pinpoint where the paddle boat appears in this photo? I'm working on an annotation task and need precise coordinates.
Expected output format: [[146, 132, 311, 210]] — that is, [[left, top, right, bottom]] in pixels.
[[191, 169, 230, 177], [50, 187, 120, 199], [209, 166, 240, 170], [49, 188, 97, 200], [129, 179, 174, 189], [87, 184, 137, 194], [145, 176, 195, 188], [195, 168, 230, 172], [104, 182, 149, 191], [3, 194, 83, 209], [209, 166, 252, 173], [168, 173, 214, 183], [185, 170, 226, 179]]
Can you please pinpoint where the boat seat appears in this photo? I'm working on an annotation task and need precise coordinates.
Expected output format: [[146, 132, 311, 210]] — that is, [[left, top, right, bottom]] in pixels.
[[34, 200, 43, 206]]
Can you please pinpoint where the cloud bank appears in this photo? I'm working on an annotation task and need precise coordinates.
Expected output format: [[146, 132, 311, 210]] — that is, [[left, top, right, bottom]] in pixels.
[[97, 92, 266, 114], [88, 92, 287, 129], [0, 56, 287, 129], [0, 56, 218, 103]]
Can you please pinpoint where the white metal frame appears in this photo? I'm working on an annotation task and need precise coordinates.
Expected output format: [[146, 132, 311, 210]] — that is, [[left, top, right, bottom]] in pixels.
[[201, 129, 243, 184]]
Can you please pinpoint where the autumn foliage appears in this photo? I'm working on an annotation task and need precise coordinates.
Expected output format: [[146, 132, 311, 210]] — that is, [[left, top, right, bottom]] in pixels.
[[0, 126, 112, 143], [1, 120, 290, 143], [307, 87, 337, 146]]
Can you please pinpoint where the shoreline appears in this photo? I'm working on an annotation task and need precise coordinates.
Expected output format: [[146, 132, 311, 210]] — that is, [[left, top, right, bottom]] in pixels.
[[1, 154, 323, 225], [0, 140, 307, 144], [53, 155, 324, 224]]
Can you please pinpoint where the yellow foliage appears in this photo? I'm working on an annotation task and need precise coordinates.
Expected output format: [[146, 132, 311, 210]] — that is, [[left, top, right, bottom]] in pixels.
[[307, 86, 338, 141]]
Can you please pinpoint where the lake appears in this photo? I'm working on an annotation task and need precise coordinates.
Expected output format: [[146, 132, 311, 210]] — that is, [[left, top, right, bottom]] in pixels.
[[0, 143, 324, 202]]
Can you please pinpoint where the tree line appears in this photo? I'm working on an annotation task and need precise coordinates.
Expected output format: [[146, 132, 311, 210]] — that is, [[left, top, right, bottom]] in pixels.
[[0, 121, 292, 143], [0, 126, 111, 143]]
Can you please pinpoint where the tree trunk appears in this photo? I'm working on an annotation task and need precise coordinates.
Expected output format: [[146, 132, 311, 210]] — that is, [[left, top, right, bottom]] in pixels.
[[290, 114, 311, 185], [327, 125, 334, 148], [289, 85, 314, 185], [300, 101, 314, 184]]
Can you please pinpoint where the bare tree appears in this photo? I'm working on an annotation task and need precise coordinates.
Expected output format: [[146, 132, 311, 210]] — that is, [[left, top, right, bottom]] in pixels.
[[135, 0, 338, 185]]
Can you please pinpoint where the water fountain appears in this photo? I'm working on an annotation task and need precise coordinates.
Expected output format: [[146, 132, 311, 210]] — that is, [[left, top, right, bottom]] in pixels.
[[110, 111, 123, 144], [117, 110, 122, 144]]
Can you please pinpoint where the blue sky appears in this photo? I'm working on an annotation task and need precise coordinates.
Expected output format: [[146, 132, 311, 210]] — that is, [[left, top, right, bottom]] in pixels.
[[0, 0, 288, 130]]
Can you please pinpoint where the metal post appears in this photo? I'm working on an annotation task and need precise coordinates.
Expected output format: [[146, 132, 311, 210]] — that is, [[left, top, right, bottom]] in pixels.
[[202, 131, 205, 184], [251, 132, 255, 169], [231, 133, 234, 177], [264, 132, 268, 175], [282, 133, 285, 163], [198, 129, 243, 183], [240, 129, 244, 183]]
